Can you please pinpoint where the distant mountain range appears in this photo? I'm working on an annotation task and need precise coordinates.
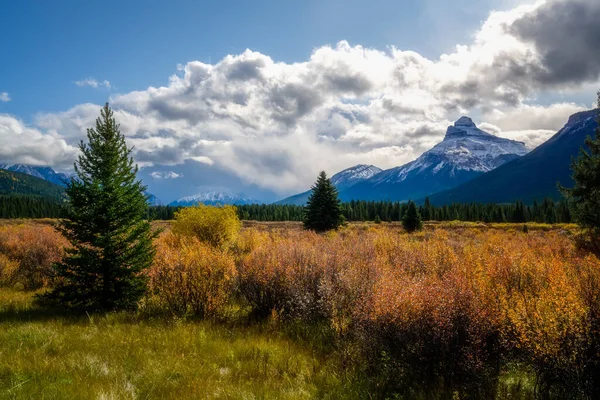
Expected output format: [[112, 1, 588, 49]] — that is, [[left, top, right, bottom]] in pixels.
[[0, 169, 65, 200], [0, 164, 162, 206], [169, 191, 257, 206], [427, 109, 598, 205], [0, 164, 70, 187], [276, 164, 382, 205], [277, 117, 529, 205], [2, 110, 597, 208]]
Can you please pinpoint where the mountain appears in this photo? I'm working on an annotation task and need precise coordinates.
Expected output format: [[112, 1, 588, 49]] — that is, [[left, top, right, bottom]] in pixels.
[[276, 164, 383, 205], [0, 163, 164, 205], [169, 191, 258, 207], [0, 169, 65, 200], [339, 117, 529, 202], [146, 193, 163, 206], [427, 109, 598, 205], [0, 164, 70, 187]]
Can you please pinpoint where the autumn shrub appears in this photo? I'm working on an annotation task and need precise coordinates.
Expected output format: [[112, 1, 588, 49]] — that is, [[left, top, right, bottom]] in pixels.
[[236, 226, 600, 397], [0, 224, 67, 289], [172, 204, 241, 249], [146, 232, 237, 318], [237, 230, 324, 319]]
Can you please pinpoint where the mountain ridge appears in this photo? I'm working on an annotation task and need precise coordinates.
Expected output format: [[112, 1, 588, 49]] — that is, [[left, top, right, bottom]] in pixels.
[[426, 109, 598, 205], [338, 117, 528, 202], [276, 164, 382, 205]]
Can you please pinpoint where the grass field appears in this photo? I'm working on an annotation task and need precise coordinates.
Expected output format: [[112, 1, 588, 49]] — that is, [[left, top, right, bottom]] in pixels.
[[0, 289, 371, 399]]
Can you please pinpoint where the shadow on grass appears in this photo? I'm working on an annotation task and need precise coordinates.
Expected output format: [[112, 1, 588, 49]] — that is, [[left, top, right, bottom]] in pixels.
[[0, 302, 94, 324]]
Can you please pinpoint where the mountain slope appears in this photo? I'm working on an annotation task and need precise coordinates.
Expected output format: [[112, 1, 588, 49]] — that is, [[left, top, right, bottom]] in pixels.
[[169, 191, 257, 206], [276, 164, 382, 205], [0, 169, 65, 200], [339, 117, 529, 202], [0, 164, 70, 187], [427, 109, 598, 205]]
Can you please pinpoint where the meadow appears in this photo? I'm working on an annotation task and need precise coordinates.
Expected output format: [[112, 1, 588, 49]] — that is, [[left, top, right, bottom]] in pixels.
[[0, 219, 598, 399]]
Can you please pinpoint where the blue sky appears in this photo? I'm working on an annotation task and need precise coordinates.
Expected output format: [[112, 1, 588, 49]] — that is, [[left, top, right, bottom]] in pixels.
[[1, 0, 516, 118], [1, 0, 599, 203]]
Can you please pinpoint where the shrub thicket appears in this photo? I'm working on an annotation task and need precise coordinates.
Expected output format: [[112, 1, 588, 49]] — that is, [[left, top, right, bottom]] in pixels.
[[236, 226, 600, 397], [145, 232, 237, 317], [0, 224, 68, 289], [172, 204, 241, 249], [1, 221, 600, 396]]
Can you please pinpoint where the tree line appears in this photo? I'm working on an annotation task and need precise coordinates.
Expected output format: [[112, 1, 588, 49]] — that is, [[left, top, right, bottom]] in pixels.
[[1, 194, 573, 224], [236, 197, 572, 224]]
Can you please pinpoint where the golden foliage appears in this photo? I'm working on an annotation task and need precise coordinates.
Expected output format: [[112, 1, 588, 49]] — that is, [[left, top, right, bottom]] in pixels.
[[236, 227, 600, 391], [172, 204, 241, 249], [146, 232, 237, 317]]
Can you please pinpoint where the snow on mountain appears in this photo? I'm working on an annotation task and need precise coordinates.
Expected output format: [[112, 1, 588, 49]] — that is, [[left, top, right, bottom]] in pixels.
[[275, 164, 382, 205], [427, 109, 599, 205], [169, 191, 257, 207], [0, 164, 70, 187], [0, 163, 164, 205], [373, 117, 528, 185], [330, 164, 383, 190], [339, 117, 529, 202], [146, 192, 163, 206]]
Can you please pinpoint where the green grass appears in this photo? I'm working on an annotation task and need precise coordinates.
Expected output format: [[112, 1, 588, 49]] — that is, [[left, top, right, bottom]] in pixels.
[[0, 289, 367, 399], [0, 289, 541, 399]]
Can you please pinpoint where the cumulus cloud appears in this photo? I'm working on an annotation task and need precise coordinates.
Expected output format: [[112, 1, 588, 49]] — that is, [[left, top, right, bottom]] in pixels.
[[480, 102, 588, 147], [150, 171, 183, 180], [75, 78, 111, 89], [0, 114, 78, 169], [0, 93, 10, 102], [510, 0, 600, 86], [2, 0, 598, 194]]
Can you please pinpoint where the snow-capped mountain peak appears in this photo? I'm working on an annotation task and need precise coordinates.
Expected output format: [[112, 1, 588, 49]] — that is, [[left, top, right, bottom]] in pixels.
[[0, 163, 70, 187], [169, 191, 257, 207], [373, 117, 528, 186], [454, 116, 476, 127], [330, 164, 383, 191]]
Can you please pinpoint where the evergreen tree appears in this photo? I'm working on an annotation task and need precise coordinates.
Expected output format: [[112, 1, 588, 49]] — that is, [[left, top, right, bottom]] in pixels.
[[303, 171, 343, 232], [402, 200, 423, 233], [40, 104, 157, 310], [561, 94, 600, 243]]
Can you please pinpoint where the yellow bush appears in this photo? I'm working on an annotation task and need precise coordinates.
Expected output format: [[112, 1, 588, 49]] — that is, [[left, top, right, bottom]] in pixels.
[[146, 232, 237, 317], [0, 253, 18, 287], [172, 204, 241, 249]]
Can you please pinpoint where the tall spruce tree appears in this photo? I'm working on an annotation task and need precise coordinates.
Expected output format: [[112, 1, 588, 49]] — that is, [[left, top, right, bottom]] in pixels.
[[402, 200, 423, 233], [560, 93, 600, 243], [303, 171, 343, 232], [40, 103, 157, 310]]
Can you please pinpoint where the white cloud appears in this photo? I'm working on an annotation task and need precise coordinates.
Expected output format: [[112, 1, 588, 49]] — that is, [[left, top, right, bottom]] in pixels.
[[0, 114, 78, 169], [0, 92, 10, 102], [75, 78, 111, 89], [3, 0, 599, 194], [150, 171, 183, 180]]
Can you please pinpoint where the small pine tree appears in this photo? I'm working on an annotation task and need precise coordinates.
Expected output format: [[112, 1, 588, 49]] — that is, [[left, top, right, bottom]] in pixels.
[[374, 214, 382, 224], [40, 104, 158, 310], [402, 200, 423, 233], [303, 171, 343, 232], [560, 93, 600, 248]]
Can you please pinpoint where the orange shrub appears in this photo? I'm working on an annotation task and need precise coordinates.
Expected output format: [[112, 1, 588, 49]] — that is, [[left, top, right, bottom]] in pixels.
[[146, 232, 237, 317], [236, 226, 600, 396], [0, 224, 68, 289]]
